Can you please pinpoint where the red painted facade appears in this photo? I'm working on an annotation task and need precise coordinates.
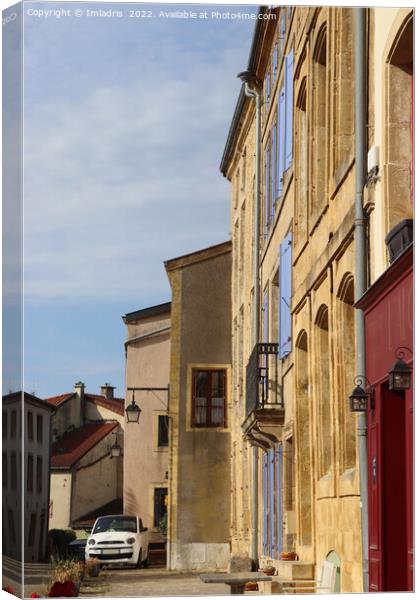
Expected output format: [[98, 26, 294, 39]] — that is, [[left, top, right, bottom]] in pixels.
[[356, 245, 413, 592]]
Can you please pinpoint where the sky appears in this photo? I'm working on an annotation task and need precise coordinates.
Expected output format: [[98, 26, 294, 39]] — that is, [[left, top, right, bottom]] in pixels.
[[6, 0, 258, 397]]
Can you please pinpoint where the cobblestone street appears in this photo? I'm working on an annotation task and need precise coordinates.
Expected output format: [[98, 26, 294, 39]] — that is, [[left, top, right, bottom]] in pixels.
[[80, 567, 230, 598]]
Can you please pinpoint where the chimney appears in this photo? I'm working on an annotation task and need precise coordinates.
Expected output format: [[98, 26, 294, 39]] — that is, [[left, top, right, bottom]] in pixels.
[[101, 383, 115, 401], [74, 381, 85, 425]]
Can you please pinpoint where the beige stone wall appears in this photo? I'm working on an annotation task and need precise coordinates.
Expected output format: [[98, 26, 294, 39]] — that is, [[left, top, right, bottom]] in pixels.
[[166, 245, 232, 571], [123, 310, 170, 539], [49, 472, 72, 530], [71, 429, 121, 523]]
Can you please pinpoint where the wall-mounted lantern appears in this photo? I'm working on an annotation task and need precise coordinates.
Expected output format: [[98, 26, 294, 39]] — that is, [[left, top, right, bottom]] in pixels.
[[125, 389, 141, 423], [349, 376, 375, 412], [389, 347, 413, 391], [110, 432, 122, 458]]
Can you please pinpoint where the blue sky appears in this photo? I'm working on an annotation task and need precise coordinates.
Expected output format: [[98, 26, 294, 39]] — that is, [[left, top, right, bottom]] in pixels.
[[18, 0, 257, 397]]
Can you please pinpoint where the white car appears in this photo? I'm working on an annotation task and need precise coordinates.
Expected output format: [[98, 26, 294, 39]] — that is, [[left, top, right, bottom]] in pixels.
[[85, 515, 149, 568]]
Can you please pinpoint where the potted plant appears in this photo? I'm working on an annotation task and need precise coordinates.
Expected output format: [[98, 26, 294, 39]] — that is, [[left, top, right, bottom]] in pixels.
[[85, 558, 100, 578], [280, 550, 297, 561]]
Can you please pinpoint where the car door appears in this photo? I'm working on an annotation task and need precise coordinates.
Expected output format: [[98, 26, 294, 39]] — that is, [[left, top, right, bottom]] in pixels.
[[138, 517, 149, 556]]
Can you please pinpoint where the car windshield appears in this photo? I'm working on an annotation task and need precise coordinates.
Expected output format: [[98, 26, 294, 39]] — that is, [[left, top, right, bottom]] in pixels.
[[92, 516, 137, 534]]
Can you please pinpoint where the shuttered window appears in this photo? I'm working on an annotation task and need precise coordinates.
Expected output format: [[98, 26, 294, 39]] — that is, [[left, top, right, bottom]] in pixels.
[[276, 51, 294, 200], [263, 453, 268, 554], [269, 448, 275, 556], [276, 444, 283, 556], [265, 145, 270, 238], [271, 123, 278, 217], [279, 232, 292, 358]]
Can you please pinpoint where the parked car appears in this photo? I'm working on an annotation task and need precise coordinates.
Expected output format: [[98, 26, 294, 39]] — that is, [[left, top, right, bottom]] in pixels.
[[67, 538, 87, 561], [85, 515, 149, 568]]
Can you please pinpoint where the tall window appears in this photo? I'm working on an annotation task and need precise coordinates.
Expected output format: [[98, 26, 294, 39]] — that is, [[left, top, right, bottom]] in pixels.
[[2, 412, 7, 439], [279, 233, 292, 358], [27, 454, 34, 492], [295, 330, 312, 545], [192, 369, 226, 428], [28, 513, 37, 546], [2, 453, 7, 489], [36, 457, 43, 494], [8, 509, 16, 543], [314, 305, 332, 478], [11, 410, 17, 438], [295, 78, 308, 250], [36, 415, 43, 444], [11, 452, 17, 490], [337, 275, 356, 472], [27, 411, 34, 441], [386, 14, 413, 228], [153, 487, 168, 528], [311, 24, 327, 222], [157, 415, 169, 447]]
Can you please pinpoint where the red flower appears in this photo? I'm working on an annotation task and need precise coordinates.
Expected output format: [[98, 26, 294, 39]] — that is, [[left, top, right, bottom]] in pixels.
[[3, 586, 14, 594], [30, 594, 41, 598], [48, 580, 77, 598]]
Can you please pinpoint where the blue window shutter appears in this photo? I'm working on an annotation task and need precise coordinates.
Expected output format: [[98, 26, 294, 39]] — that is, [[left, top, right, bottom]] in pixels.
[[285, 51, 294, 170], [265, 147, 270, 239], [271, 124, 277, 213], [263, 454, 268, 554], [280, 14, 286, 52], [277, 86, 286, 197], [265, 72, 271, 105], [269, 448, 275, 557], [272, 43, 278, 78], [279, 232, 292, 357], [276, 445, 283, 556], [263, 290, 269, 343]]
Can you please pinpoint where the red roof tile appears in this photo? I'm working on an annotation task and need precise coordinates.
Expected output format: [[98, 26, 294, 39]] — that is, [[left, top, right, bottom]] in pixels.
[[45, 393, 74, 407], [51, 422, 118, 468], [85, 394, 125, 416]]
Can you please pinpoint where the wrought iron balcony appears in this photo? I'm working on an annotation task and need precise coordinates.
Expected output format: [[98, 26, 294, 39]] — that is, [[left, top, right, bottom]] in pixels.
[[243, 342, 284, 450], [246, 342, 282, 416]]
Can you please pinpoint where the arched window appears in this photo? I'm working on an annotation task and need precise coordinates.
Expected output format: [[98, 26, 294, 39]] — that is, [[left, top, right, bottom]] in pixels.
[[311, 24, 327, 224], [294, 77, 308, 248], [314, 305, 332, 478], [336, 274, 356, 472], [386, 14, 413, 230], [295, 330, 312, 545]]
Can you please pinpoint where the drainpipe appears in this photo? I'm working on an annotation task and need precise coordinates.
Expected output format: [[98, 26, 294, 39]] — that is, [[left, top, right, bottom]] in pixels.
[[238, 71, 261, 567], [354, 8, 369, 592]]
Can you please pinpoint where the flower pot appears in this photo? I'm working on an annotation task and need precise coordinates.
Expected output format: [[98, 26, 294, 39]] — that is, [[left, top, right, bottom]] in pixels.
[[280, 551, 297, 561], [258, 566, 276, 576], [88, 565, 100, 577], [244, 582, 259, 591]]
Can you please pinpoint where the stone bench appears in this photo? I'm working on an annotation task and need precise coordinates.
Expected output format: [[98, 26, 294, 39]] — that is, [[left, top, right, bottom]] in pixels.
[[200, 572, 272, 595]]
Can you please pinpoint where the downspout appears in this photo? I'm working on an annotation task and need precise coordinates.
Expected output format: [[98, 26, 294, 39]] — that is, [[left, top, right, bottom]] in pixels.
[[354, 8, 369, 592], [238, 71, 261, 567]]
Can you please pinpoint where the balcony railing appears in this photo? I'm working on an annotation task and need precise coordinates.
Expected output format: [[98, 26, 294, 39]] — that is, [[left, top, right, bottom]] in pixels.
[[246, 342, 282, 417]]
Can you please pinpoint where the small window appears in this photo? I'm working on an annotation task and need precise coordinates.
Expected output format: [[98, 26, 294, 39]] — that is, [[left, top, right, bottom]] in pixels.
[[2, 412, 7, 439], [36, 415, 43, 444], [28, 513, 37, 546], [153, 487, 168, 528], [11, 410, 17, 438], [36, 457, 42, 494], [2, 453, 7, 489], [27, 412, 34, 441], [27, 454, 34, 492], [11, 452, 17, 490], [192, 369, 227, 428], [157, 415, 169, 447], [8, 509, 16, 543]]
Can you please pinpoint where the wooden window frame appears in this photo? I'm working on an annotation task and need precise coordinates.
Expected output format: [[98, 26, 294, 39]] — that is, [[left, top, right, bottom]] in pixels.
[[191, 368, 227, 428]]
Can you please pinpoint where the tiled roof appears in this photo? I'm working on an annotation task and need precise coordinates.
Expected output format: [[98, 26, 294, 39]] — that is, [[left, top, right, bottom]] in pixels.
[[85, 394, 125, 416], [44, 392, 125, 416], [45, 393, 74, 407], [51, 422, 118, 468]]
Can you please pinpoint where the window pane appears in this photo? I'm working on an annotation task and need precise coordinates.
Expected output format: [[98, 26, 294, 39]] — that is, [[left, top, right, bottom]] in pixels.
[[37, 416, 43, 444], [2, 412, 7, 439], [158, 415, 169, 447], [11, 453, 17, 490], [2, 454, 7, 488], [28, 412, 34, 440], [194, 372, 208, 397], [37, 457, 42, 494], [11, 410, 17, 438], [195, 397, 207, 425], [28, 513, 37, 546], [27, 455, 33, 492]]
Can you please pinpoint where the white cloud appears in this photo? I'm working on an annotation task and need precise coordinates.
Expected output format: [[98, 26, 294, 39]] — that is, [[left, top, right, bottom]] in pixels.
[[23, 33, 244, 304]]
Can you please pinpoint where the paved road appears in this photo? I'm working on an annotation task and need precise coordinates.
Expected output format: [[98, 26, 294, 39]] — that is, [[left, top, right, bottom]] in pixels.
[[81, 566, 231, 597]]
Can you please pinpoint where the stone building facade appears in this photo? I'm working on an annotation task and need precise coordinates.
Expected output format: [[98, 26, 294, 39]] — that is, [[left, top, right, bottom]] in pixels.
[[165, 242, 232, 571], [221, 6, 413, 593], [122, 302, 171, 543]]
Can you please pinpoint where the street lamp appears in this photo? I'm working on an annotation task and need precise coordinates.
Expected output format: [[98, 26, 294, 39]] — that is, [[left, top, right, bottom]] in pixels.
[[125, 389, 141, 423], [349, 376, 375, 412], [126, 386, 169, 423], [389, 347, 413, 391], [110, 432, 122, 458]]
